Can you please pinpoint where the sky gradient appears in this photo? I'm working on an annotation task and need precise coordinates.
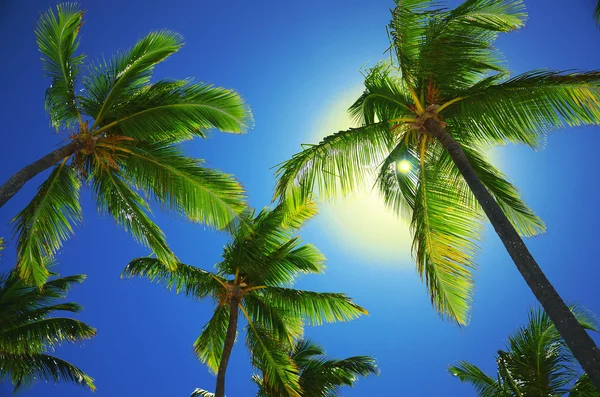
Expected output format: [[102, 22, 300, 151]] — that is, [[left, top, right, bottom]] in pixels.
[[1, 0, 600, 396]]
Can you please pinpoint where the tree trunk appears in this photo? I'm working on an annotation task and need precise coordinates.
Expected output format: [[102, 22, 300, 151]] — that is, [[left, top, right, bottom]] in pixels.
[[423, 117, 600, 391], [0, 140, 84, 209], [215, 297, 240, 397]]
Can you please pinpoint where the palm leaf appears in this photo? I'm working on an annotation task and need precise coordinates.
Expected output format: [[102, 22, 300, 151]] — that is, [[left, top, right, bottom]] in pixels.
[[111, 142, 246, 229], [193, 305, 231, 374], [122, 257, 223, 299], [13, 164, 82, 286], [258, 287, 367, 326], [449, 361, 506, 397], [86, 30, 183, 126], [91, 166, 177, 268], [0, 353, 95, 393], [35, 3, 85, 129]]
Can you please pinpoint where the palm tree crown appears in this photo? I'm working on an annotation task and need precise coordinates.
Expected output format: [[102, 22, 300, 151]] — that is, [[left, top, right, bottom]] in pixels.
[[0, 268, 96, 393], [450, 306, 600, 396], [274, 0, 600, 326], [3, 3, 252, 286], [123, 200, 368, 397], [253, 339, 378, 397]]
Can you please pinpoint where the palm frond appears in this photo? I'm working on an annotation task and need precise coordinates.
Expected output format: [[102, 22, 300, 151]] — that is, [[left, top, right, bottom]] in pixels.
[[112, 141, 246, 230], [258, 287, 367, 326], [0, 353, 95, 393], [35, 3, 85, 129], [449, 361, 505, 397], [411, 146, 483, 326], [190, 389, 215, 397], [193, 305, 231, 374], [88, 80, 252, 140], [245, 320, 301, 397], [13, 164, 82, 286], [447, 70, 600, 148], [91, 166, 177, 268], [274, 123, 394, 203], [242, 295, 304, 344], [0, 317, 95, 355], [122, 257, 223, 299], [85, 30, 183, 126], [570, 374, 600, 397]]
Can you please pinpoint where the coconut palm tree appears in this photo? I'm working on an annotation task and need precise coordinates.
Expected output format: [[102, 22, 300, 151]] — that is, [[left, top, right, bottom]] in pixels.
[[0, 3, 251, 286], [252, 339, 378, 397], [450, 306, 600, 396], [0, 267, 96, 393], [123, 200, 368, 397], [274, 0, 600, 388]]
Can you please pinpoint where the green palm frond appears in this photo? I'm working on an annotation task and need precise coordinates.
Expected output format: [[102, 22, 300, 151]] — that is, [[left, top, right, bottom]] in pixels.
[[245, 321, 301, 397], [446, 70, 600, 148], [91, 166, 177, 269], [571, 374, 600, 397], [451, 306, 600, 396], [0, 317, 95, 355], [13, 164, 82, 286], [88, 80, 251, 141], [85, 30, 183, 126], [259, 287, 367, 326], [0, 353, 95, 393], [114, 142, 245, 229], [274, 123, 394, 203], [122, 257, 223, 299], [35, 3, 85, 129], [411, 147, 483, 326], [193, 305, 231, 374], [242, 295, 304, 344], [256, 339, 378, 397], [0, 270, 95, 393], [191, 389, 215, 397], [449, 361, 506, 397]]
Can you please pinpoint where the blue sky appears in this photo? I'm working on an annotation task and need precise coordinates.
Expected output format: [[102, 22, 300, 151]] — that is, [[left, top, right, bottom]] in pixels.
[[1, 0, 600, 396]]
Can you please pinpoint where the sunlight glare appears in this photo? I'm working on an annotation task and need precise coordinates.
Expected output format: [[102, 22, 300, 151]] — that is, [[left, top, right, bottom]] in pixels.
[[397, 160, 411, 173]]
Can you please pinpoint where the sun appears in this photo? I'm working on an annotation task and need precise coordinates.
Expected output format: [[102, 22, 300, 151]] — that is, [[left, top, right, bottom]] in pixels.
[[397, 160, 412, 173]]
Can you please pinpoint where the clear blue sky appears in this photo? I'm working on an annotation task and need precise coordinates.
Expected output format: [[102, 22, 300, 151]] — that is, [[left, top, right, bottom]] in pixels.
[[1, 1, 600, 396]]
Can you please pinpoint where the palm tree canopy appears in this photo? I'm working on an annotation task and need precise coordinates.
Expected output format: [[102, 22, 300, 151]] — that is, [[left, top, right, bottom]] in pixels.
[[274, 0, 600, 326], [253, 339, 378, 397], [12, 3, 252, 286], [0, 267, 96, 392], [123, 200, 368, 397], [449, 306, 600, 396]]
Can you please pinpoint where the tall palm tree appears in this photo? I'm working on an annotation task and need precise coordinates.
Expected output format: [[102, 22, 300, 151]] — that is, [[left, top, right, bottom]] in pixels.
[[0, 267, 96, 393], [123, 200, 368, 397], [0, 3, 251, 286], [274, 0, 600, 388], [252, 339, 378, 397], [450, 306, 600, 396]]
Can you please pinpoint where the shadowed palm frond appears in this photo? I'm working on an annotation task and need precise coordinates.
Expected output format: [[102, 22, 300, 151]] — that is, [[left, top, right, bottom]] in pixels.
[[0, 270, 95, 393], [193, 305, 231, 374]]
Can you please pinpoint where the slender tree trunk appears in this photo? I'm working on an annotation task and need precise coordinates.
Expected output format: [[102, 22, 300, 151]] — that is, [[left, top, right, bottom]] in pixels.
[[423, 116, 600, 391], [0, 140, 84, 209], [215, 297, 240, 397]]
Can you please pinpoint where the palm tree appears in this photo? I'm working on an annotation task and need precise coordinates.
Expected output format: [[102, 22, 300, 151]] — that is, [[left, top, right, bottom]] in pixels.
[[0, 267, 96, 393], [252, 339, 378, 397], [274, 0, 600, 388], [450, 306, 600, 396], [123, 200, 368, 397], [0, 3, 251, 286]]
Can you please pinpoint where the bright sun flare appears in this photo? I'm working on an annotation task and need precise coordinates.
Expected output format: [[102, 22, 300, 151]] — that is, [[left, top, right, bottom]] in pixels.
[[397, 160, 412, 173]]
